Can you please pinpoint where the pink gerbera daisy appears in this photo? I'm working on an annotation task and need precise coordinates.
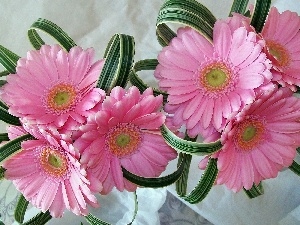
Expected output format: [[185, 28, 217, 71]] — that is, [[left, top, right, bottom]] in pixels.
[[216, 87, 300, 192], [154, 21, 272, 135], [261, 7, 300, 90], [74, 86, 177, 194], [0, 44, 106, 137], [3, 136, 102, 217]]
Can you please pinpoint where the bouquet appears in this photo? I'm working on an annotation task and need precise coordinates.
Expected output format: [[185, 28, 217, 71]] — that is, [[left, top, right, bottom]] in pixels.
[[0, 0, 300, 224]]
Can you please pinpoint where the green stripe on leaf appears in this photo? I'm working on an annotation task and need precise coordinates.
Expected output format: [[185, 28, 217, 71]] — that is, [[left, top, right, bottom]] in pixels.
[[129, 59, 167, 102], [97, 34, 135, 94], [182, 158, 218, 204], [0, 45, 20, 73], [28, 18, 77, 51], [250, 0, 271, 33], [0, 134, 34, 163], [156, 0, 216, 45], [22, 211, 52, 225], [243, 182, 264, 199], [176, 153, 192, 196], [160, 124, 222, 155], [15, 195, 29, 224], [0, 106, 21, 126], [0, 166, 6, 180], [229, 0, 250, 16]]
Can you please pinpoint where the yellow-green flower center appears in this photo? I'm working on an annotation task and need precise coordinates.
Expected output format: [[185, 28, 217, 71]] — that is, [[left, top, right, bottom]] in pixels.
[[200, 62, 231, 91], [266, 40, 290, 67], [235, 119, 265, 151], [46, 83, 77, 113], [40, 147, 68, 177], [106, 124, 141, 158]]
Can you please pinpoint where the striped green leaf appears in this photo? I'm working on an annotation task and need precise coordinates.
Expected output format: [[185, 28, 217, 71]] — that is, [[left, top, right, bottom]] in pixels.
[[85, 214, 111, 225], [160, 124, 222, 155], [250, 0, 271, 33], [14, 195, 29, 224], [22, 211, 52, 225], [229, 0, 249, 16], [182, 158, 218, 204], [129, 59, 168, 102], [97, 34, 135, 94], [0, 166, 6, 180], [289, 160, 300, 176], [122, 154, 185, 188], [243, 182, 264, 198], [0, 133, 9, 143], [156, 0, 216, 46], [0, 134, 33, 163], [0, 106, 21, 126], [176, 153, 192, 196], [128, 191, 138, 225], [28, 18, 77, 51], [0, 45, 20, 73], [0, 70, 10, 77]]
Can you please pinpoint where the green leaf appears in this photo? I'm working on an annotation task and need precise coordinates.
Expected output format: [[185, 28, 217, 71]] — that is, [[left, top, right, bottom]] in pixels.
[[0, 70, 10, 77], [22, 211, 52, 225], [156, 0, 216, 45], [176, 153, 192, 197], [0, 106, 21, 126], [250, 0, 271, 33], [122, 154, 185, 188], [97, 34, 135, 94], [14, 195, 29, 224], [160, 124, 222, 155], [0, 166, 6, 180], [0, 133, 9, 143], [0, 220, 4, 225], [0, 134, 34, 163], [28, 18, 77, 51], [229, 0, 249, 16], [128, 191, 138, 225], [129, 59, 167, 102], [289, 160, 300, 176], [85, 214, 111, 225], [0, 45, 20, 73], [243, 182, 264, 199], [182, 158, 218, 204]]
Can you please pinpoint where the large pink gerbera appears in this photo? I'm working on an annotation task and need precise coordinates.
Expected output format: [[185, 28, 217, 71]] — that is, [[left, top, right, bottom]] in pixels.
[[74, 86, 177, 194], [261, 7, 300, 90], [0, 44, 106, 137], [216, 87, 300, 192], [3, 137, 102, 217], [154, 21, 272, 135]]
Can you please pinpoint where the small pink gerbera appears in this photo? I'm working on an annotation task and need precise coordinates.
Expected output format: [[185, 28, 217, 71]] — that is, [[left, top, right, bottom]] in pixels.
[[0, 44, 106, 137], [74, 86, 177, 194], [3, 137, 102, 218], [155, 21, 272, 135], [261, 7, 300, 90], [216, 87, 300, 192]]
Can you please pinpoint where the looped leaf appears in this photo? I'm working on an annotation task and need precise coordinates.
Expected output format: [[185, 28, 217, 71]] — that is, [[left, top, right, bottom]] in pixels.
[[0, 45, 20, 73], [243, 182, 264, 199], [28, 18, 77, 51], [0, 70, 10, 77], [176, 153, 192, 196], [182, 158, 218, 204], [129, 59, 167, 102], [160, 124, 222, 155], [22, 211, 52, 225], [0, 134, 34, 163], [229, 0, 250, 16], [97, 34, 135, 94], [122, 155, 185, 188], [0, 106, 21, 126], [156, 0, 216, 46], [250, 0, 271, 33], [0, 133, 9, 143], [289, 160, 300, 176], [0, 166, 6, 180], [14, 194, 29, 224]]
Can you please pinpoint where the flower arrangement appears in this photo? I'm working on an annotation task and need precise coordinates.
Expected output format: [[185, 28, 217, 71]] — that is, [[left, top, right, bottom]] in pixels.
[[0, 0, 300, 224]]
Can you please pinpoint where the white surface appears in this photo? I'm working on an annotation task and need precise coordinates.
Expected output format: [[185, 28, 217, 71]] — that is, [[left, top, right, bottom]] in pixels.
[[0, 0, 300, 225]]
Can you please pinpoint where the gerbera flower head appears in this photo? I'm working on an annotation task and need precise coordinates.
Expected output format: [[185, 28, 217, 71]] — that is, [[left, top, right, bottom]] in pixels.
[[74, 86, 177, 194], [2, 138, 102, 218], [154, 21, 272, 135], [261, 7, 300, 90], [216, 87, 300, 192], [0, 44, 106, 137]]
